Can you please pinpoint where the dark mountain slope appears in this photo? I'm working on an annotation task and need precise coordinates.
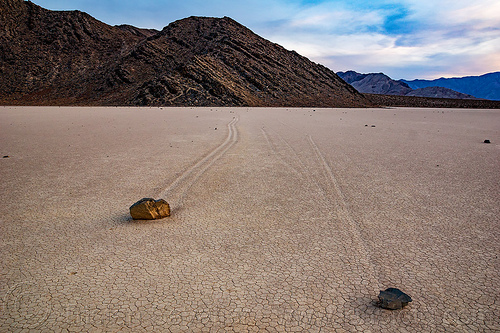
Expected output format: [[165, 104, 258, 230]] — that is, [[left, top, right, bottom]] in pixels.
[[127, 16, 369, 107], [0, 0, 144, 104], [402, 72, 500, 101], [0, 1, 370, 107]]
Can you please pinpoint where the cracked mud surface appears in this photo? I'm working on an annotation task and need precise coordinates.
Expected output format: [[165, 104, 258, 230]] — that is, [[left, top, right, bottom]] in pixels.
[[1, 106, 499, 332]]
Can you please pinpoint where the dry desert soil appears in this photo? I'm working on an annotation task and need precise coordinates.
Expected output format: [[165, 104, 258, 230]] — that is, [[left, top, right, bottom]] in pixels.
[[1, 106, 499, 332]]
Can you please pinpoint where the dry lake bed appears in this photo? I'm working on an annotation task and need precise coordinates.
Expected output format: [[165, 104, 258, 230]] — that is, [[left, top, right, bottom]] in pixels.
[[1, 106, 499, 332]]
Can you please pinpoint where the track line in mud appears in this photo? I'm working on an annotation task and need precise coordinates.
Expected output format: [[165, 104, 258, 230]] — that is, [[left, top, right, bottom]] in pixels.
[[261, 127, 301, 177], [307, 135, 381, 291], [157, 117, 239, 208], [262, 123, 381, 295], [261, 127, 333, 208]]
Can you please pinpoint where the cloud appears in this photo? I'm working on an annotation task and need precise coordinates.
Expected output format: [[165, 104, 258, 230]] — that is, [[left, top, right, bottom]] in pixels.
[[283, 5, 385, 33], [402, 0, 500, 25]]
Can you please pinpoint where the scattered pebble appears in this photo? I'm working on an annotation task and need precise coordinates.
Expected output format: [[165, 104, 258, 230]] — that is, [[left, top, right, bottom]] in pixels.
[[2, 155, 9, 158], [483, 139, 491, 144]]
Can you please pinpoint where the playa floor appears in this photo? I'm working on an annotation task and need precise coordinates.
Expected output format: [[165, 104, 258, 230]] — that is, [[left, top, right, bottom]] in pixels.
[[1, 106, 499, 332]]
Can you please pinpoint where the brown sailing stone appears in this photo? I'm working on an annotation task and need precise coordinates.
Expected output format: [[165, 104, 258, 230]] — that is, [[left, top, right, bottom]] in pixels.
[[129, 198, 170, 220]]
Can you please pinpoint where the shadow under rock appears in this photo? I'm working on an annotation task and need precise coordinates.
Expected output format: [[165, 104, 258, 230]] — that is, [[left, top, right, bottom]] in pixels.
[[351, 295, 415, 327], [109, 209, 181, 227]]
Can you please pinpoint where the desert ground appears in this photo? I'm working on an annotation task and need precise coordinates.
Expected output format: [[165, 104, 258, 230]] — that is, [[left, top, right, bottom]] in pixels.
[[1, 106, 499, 332]]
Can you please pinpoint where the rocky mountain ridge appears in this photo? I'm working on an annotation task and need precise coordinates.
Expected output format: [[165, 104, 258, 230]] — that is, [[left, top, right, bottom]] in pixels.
[[337, 71, 478, 100], [0, 0, 370, 107]]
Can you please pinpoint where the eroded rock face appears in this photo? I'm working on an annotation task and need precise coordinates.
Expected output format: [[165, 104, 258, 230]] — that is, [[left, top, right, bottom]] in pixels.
[[377, 288, 412, 310], [129, 198, 170, 220]]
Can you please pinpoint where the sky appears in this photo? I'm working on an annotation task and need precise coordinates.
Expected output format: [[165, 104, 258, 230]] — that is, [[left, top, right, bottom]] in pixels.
[[33, 0, 500, 80]]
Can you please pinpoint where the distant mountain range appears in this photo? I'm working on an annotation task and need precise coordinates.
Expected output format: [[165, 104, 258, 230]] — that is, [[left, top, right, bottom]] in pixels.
[[337, 71, 481, 100], [402, 73, 500, 101]]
